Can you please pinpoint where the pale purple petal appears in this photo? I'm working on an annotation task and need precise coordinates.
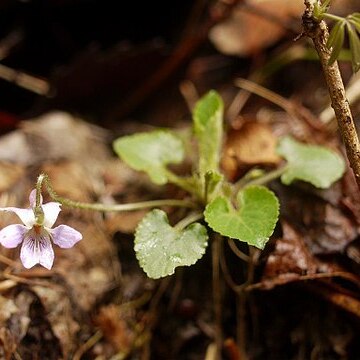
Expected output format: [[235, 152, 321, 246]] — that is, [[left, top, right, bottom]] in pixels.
[[42, 202, 61, 228], [38, 239, 55, 270], [29, 189, 43, 208], [51, 225, 82, 248], [0, 207, 35, 227], [0, 224, 27, 248], [20, 234, 54, 270]]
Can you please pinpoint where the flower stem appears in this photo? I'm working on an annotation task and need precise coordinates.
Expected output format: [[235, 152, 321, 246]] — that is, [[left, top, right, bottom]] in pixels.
[[37, 173, 197, 212]]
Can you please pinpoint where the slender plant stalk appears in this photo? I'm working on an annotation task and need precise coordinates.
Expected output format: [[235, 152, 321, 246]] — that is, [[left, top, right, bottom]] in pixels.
[[36, 173, 196, 212], [241, 166, 288, 188], [302, 0, 360, 191]]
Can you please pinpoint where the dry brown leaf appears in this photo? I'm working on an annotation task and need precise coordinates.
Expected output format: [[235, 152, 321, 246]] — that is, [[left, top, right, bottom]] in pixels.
[[95, 304, 136, 354], [209, 0, 304, 56], [11, 291, 32, 342], [0, 296, 18, 324], [260, 222, 318, 289], [221, 121, 280, 180], [276, 179, 359, 255], [303, 203, 358, 254], [0, 162, 24, 193], [307, 282, 360, 319], [32, 285, 80, 357]]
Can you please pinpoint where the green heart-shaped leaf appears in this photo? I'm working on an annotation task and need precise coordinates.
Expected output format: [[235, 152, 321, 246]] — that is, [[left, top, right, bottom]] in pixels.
[[277, 136, 345, 188], [113, 130, 184, 185], [204, 186, 279, 249], [135, 210, 208, 279]]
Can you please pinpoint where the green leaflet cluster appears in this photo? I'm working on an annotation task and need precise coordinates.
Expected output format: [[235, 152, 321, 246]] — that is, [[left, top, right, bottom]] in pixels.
[[326, 12, 360, 73], [113, 91, 345, 279], [313, 0, 360, 73]]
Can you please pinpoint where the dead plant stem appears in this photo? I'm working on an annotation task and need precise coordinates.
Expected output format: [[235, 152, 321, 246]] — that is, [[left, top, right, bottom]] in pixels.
[[302, 1, 360, 191], [212, 234, 223, 359], [73, 331, 103, 360], [237, 246, 259, 360]]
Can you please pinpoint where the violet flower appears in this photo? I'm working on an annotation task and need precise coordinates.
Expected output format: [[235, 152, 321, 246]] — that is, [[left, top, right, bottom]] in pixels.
[[0, 189, 82, 269]]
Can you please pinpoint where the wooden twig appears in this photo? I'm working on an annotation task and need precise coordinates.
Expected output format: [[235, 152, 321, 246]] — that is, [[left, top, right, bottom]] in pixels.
[[234, 78, 323, 132], [0, 63, 50, 95], [0, 30, 23, 61], [302, 0, 360, 191]]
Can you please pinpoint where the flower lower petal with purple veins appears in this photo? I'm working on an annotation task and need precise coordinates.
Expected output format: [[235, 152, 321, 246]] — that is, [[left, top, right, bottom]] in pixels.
[[0, 224, 28, 248], [51, 225, 82, 248], [38, 238, 55, 270], [20, 231, 55, 270], [42, 202, 62, 228]]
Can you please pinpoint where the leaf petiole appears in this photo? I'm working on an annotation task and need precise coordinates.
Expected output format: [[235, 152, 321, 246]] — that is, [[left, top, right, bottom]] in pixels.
[[234, 165, 288, 191], [164, 170, 201, 198], [174, 212, 204, 231]]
